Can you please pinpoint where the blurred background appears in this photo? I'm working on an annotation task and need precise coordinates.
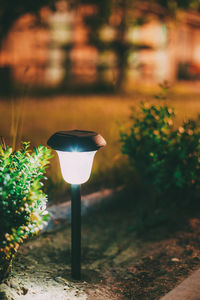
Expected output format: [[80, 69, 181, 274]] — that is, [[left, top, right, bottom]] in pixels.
[[0, 0, 200, 200], [2, 0, 200, 91]]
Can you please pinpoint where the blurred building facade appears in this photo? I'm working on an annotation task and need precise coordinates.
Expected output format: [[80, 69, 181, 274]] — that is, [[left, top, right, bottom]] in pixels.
[[1, 1, 200, 90], [126, 6, 200, 84]]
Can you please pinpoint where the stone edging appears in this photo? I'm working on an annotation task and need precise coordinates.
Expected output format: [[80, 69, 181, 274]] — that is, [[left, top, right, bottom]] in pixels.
[[44, 186, 123, 232], [160, 268, 200, 300]]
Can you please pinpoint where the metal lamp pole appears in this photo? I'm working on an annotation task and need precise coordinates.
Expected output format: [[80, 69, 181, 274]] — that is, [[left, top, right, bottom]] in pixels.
[[71, 184, 81, 279]]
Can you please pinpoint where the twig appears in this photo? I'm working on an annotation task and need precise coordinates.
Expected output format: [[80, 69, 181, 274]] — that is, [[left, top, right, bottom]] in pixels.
[[0, 136, 6, 151]]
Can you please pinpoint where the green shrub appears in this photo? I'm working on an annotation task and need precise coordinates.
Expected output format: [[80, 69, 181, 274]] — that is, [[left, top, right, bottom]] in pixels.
[[0, 142, 52, 280], [120, 102, 200, 214]]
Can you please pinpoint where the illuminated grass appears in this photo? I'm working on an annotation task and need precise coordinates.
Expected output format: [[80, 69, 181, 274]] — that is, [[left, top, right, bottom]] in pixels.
[[0, 89, 200, 196]]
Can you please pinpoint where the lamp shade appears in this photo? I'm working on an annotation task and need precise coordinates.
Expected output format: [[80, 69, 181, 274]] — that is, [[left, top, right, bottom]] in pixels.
[[47, 130, 106, 184]]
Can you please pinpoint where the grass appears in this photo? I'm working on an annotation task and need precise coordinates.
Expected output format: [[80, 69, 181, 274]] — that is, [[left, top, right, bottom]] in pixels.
[[0, 86, 200, 199]]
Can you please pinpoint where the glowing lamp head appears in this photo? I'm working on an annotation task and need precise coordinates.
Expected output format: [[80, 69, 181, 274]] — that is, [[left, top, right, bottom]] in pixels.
[[47, 130, 106, 185]]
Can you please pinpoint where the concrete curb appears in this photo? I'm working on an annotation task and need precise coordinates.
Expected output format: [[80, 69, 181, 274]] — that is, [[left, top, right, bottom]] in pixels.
[[44, 186, 123, 232], [160, 268, 200, 300]]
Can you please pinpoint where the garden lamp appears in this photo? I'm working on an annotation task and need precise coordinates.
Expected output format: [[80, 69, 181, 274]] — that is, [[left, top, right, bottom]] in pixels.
[[47, 130, 106, 280]]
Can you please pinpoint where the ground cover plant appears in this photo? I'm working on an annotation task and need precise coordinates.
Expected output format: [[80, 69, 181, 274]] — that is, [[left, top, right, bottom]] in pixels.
[[0, 141, 51, 281], [120, 88, 200, 226]]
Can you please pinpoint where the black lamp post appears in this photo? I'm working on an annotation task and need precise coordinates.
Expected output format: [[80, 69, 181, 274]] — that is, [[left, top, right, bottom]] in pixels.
[[47, 130, 106, 280]]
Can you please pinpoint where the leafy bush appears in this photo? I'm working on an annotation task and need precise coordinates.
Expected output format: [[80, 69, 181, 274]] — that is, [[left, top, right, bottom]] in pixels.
[[120, 102, 200, 215], [0, 142, 52, 280]]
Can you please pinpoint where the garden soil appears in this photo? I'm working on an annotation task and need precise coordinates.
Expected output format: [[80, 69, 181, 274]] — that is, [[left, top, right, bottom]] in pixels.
[[1, 191, 200, 300]]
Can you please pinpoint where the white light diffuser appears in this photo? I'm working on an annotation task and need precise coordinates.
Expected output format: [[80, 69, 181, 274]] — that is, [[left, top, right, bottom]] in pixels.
[[56, 150, 96, 184]]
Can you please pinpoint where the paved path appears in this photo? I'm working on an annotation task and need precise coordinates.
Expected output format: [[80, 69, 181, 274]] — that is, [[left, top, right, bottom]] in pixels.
[[45, 187, 122, 232], [161, 268, 200, 300]]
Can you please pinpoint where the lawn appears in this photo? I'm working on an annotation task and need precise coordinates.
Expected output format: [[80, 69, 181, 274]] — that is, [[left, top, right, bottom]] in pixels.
[[0, 85, 200, 198]]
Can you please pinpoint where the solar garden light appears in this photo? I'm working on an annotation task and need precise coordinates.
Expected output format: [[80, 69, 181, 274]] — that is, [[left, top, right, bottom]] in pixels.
[[47, 130, 106, 280]]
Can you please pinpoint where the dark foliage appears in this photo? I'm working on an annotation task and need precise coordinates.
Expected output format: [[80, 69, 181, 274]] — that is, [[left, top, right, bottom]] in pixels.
[[120, 95, 200, 225]]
